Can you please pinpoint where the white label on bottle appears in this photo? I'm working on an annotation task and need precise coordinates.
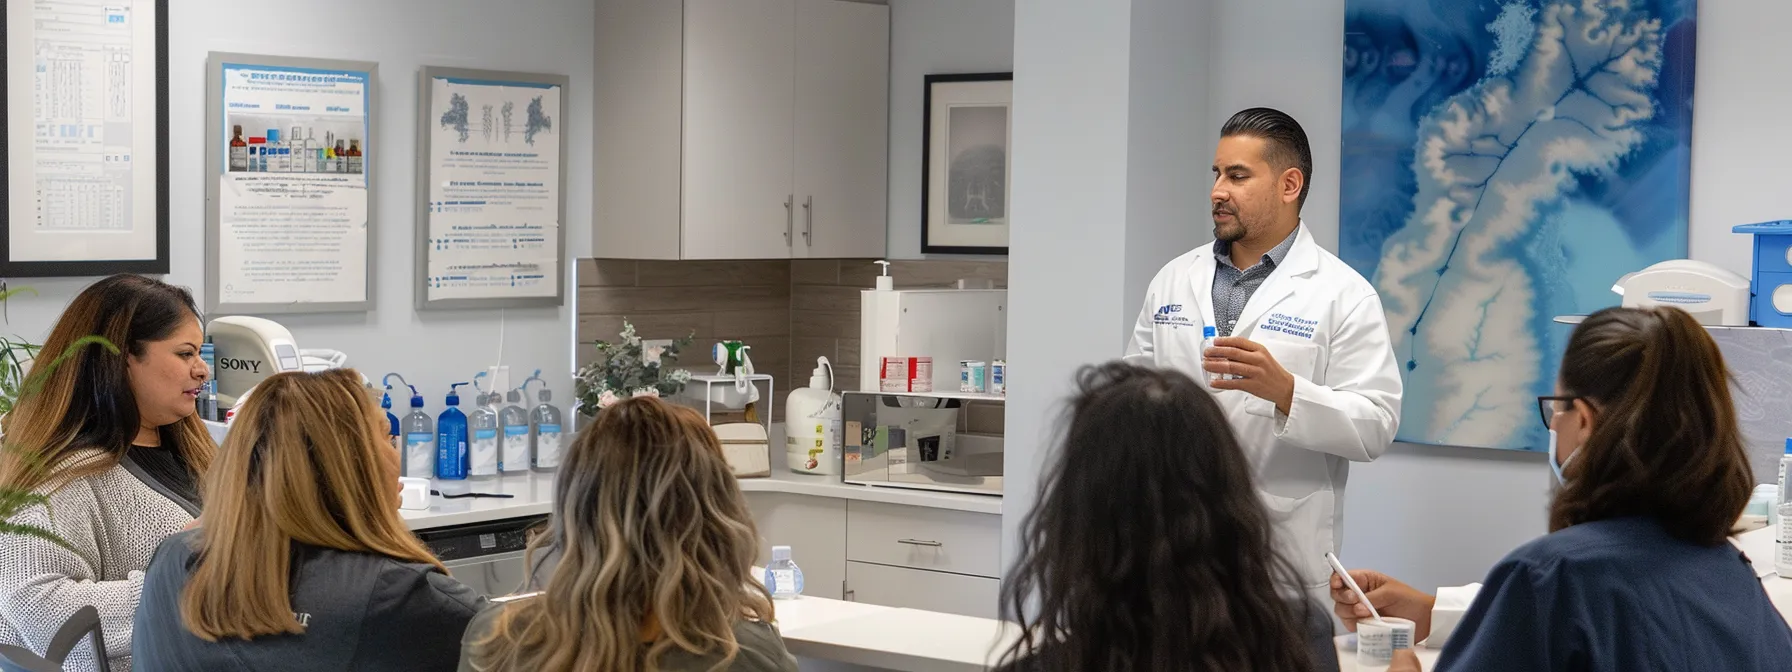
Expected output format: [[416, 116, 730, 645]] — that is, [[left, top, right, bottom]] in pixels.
[[404, 433, 434, 479], [471, 428, 499, 475], [348, 156, 363, 174], [771, 569, 796, 594], [535, 425, 562, 468], [229, 146, 247, 171], [1778, 512, 1792, 574], [502, 425, 530, 472]]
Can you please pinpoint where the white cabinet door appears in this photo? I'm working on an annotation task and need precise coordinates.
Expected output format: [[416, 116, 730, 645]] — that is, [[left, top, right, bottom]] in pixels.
[[745, 491, 847, 600], [845, 561, 1000, 620], [846, 500, 1002, 578], [792, 0, 889, 259], [682, 0, 797, 260]]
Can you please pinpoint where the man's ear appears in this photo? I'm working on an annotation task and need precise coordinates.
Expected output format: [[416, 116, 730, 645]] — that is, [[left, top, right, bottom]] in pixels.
[[1281, 166, 1304, 205]]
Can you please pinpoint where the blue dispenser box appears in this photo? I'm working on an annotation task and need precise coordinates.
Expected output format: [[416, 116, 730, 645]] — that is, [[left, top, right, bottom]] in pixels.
[[1733, 220, 1792, 328]]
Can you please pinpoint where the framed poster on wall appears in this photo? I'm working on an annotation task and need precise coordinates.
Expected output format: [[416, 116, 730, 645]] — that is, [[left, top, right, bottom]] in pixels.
[[2, 0, 171, 277], [921, 72, 1012, 256], [415, 66, 567, 310], [204, 52, 376, 314]]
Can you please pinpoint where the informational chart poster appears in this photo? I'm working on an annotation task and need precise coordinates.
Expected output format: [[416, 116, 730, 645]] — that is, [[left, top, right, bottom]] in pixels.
[[416, 67, 566, 310], [2, 0, 170, 276], [205, 54, 375, 313]]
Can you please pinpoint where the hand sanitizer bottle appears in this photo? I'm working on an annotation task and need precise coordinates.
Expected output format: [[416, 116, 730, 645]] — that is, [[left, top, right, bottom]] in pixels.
[[436, 383, 470, 480], [469, 393, 500, 479], [500, 390, 531, 474], [531, 389, 563, 472], [401, 390, 435, 479], [764, 546, 804, 599]]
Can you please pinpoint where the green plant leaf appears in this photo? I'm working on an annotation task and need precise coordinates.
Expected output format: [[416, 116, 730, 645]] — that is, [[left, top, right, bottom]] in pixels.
[[0, 522, 78, 554]]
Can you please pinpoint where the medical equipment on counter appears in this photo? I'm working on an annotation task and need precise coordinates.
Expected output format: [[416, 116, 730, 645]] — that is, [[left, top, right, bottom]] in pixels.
[[860, 285, 1006, 393], [1733, 221, 1792, 328], [208, 316, 304, 409], [1611, 260, 1751, 326]]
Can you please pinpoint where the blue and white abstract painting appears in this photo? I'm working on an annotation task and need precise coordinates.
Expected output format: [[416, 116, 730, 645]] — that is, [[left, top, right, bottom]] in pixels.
[[1341, 0, 1695, 451]]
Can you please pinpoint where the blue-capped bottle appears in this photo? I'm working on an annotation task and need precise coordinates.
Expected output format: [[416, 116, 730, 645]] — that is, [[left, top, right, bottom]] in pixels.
[[381, 392, 400, 452], [468, 393, 500, 480], [531, 388, 564, 472], [1201, 325, 1222, 382], [500, 390, 531, 474], [401, 390, 435, 479], [436, 383, 471, 480]]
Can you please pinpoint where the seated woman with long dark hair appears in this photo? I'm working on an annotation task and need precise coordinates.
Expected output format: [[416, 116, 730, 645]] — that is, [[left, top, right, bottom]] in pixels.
[[1333, 306, 1792, 671], [995, 362, 1333, 671]]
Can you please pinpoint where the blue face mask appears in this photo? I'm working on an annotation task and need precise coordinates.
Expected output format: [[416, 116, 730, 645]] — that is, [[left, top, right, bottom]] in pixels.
[[1547, 429, 1577, 485]]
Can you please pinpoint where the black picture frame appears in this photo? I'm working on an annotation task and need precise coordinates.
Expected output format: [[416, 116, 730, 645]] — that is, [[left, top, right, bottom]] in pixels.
[[0, 1, 172, 277], [921, 72, 1012, 256]]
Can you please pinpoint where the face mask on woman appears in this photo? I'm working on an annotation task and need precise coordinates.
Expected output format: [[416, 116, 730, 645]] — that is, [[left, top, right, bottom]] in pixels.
[[1547, 429, 1577, 486]]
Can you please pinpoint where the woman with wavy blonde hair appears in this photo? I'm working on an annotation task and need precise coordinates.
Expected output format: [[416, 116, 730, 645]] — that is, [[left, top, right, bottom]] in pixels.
[[461, 396, 796, 672], [132, 368, 484, 670]]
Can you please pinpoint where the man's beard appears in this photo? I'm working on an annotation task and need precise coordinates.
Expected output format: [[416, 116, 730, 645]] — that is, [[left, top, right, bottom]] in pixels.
[[1213, 205, 1246, 242]]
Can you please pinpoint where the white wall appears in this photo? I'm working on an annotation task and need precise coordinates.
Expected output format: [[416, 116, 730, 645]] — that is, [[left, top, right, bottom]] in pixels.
[[2, 0, 593, 409], [1688, 0, 1792, 271], [886, 0, 1016, 259]]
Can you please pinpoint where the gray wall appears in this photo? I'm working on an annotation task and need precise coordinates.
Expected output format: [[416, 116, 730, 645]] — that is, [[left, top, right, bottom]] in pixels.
[[0, 0, 594, 405], [886, 0, 1016, 260]]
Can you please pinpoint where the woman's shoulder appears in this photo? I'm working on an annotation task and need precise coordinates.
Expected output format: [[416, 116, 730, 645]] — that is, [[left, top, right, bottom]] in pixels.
[[662, 619, 797, 671]]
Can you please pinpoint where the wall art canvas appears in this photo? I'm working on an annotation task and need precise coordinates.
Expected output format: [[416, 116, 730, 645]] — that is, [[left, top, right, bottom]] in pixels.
[[1340, 0, 1695, 451]]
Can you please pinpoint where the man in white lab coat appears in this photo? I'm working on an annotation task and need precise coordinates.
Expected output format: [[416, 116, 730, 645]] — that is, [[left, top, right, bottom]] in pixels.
[[1124, 108, 1402, 611]]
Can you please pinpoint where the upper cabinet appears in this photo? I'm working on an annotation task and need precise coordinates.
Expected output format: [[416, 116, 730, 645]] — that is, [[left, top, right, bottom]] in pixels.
[[595, 0, 890, 260]]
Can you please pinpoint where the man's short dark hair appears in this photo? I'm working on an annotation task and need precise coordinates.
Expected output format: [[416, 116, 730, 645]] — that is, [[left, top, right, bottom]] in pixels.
[[1220, 107, 1313, 209]]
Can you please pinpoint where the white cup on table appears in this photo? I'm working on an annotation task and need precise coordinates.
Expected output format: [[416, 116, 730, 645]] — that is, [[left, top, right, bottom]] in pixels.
[[1356, 616, 1416, 671]]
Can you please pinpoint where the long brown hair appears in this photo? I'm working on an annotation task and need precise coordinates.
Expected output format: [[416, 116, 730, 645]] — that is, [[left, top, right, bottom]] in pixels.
[[997, 362, 1314, 671], [1549, 306, 1754, 545], [471, 397, 773, 672], [0, 274, 214, 495], [180, 368, 442, 641]]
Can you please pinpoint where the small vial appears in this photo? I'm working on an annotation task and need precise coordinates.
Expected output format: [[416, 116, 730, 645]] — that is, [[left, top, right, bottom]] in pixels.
[[764, 546, 804, 599], [1202, 325, 1224, 382]]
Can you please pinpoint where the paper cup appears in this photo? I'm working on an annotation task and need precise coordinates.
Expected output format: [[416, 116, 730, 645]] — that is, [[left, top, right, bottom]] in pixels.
[[1356, 617, 1416, 670]]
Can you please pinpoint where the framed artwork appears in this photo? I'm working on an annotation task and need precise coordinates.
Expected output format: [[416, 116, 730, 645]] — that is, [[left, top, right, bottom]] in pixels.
[[2, 0, 171, 277], [1339, 1, 1695, 451], [204, 52, 377, 314], [921, 72, 1012, 255], [415, 66, 567, 310]]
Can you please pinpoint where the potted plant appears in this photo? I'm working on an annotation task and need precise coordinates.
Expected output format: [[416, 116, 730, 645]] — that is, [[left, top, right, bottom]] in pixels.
[[0, 287, 116, 550], [574, 319, 695, 418]]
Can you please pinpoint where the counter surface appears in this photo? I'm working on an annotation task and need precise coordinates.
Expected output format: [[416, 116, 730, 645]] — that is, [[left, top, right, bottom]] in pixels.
[[401, 469, 1000, 531]]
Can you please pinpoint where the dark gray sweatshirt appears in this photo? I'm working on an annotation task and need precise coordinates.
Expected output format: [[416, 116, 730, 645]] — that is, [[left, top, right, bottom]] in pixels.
[[131, 529, 486, 671]]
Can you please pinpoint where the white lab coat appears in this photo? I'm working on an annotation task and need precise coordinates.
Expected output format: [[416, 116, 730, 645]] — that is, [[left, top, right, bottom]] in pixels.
[[1124, 223, 1402, 592]]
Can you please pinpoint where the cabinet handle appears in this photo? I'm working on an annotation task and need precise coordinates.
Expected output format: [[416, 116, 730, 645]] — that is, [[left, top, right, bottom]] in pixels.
[[802, 195, 813, 245], [897, 538, 943, 547], [784, 195, 794, 246]]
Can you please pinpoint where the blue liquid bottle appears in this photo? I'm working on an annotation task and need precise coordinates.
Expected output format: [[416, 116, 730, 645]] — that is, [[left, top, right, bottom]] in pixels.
[[436, 382, 471, 480]]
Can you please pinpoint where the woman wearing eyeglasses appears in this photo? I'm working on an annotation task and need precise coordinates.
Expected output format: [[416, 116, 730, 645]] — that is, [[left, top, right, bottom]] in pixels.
[[1329, 306, 1792, 671]]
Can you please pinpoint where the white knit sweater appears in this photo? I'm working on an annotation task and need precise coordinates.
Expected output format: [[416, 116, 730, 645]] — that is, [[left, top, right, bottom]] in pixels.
[[0, 450, 197, 672]]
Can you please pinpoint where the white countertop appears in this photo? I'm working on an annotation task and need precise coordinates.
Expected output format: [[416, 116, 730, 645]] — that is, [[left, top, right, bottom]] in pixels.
[[401, 468, 1000, 531]]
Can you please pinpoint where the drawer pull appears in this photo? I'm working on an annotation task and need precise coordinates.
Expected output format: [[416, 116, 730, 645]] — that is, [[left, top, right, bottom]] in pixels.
[[897, 538, 943, 548]]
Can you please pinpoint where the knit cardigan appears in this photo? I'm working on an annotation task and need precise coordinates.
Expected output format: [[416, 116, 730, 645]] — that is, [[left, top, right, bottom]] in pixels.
[[0, 450, 198, 672]]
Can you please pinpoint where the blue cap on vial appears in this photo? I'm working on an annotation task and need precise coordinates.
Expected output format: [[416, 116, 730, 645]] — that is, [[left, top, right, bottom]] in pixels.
[[1784, 438, 1792, 454], [1203, 325, 1217, 338]]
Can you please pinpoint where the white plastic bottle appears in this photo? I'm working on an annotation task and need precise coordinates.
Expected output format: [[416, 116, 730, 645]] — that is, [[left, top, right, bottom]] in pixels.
[[764, 546, 804, 599], [531, 389, 563, 472], [500, 390, 531, 474], [400, 391, 435, 480], [784, 357, 842, 475], [1202, 325, 1223, 382], [468, 393, 500, 479], [1777, 439, 1792, 577]]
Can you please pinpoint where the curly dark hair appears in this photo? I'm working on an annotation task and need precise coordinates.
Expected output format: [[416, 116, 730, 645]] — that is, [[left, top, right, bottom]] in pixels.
[[995, 362, 1315, 672]]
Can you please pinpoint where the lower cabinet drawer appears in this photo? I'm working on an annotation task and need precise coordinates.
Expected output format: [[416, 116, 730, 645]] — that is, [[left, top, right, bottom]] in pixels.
[[844, 561, 1000, 620], [845, 500, 1001, 577]]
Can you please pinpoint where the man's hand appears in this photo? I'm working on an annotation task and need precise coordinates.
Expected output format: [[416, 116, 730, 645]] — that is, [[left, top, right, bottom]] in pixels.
[[1203, 337, 1296, 414], [1331, 569, 1437, 642]]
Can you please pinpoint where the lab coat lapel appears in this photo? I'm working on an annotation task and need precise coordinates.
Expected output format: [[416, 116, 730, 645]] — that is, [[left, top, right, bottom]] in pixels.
[[1231, 225, 1319, 340], [1189, 245, 1219, 333]]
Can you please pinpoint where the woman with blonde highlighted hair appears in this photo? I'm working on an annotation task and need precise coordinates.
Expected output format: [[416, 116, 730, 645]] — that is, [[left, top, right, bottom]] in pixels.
[[132, 368, 484, 670], [460, 396, 796, 672]]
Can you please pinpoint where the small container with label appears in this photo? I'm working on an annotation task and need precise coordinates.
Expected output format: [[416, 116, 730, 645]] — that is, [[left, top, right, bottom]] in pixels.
[[764, 545, 805, 599], [910, 357, 933, 393], [990, 359, 1006, 395], [960, 360, 987, 393]]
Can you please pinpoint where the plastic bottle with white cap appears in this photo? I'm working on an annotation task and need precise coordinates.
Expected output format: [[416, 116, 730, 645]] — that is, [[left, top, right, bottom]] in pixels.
[[874, 260, 893, 291]]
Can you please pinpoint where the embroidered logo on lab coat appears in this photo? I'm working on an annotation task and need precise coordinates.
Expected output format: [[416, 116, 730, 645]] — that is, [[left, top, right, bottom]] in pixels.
[[1261, 313, 1317, 340], [1153, 304, 1195, 328]]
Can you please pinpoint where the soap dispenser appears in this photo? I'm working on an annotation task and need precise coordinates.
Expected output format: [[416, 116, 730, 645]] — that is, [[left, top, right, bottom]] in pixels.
[[874, 260, 893, 291], [784, 357, 842, 475], [436, 382, 471, 480]]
